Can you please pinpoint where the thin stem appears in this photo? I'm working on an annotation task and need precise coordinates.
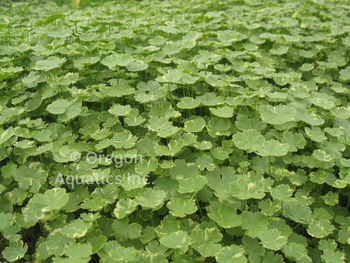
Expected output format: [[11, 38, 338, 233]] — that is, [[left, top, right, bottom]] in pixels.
[[151, 209, 153, 226], [117, 65, 120, 84], [136, 206, 139, 223], [53, 210, 64, 225], [281, 201, 284, 217], [195, 193, 203, 217], [167, 84, 177, 110], [292, 223, 300, 230], [1, 143, 13, 163]]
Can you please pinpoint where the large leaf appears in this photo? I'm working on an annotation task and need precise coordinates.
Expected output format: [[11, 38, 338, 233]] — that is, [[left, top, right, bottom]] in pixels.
[[34, 56, 66, 71], [259, 105, 296, 125]]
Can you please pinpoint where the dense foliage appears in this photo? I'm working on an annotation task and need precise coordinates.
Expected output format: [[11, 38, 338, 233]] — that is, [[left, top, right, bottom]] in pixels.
[[1, 0, 350, 262]]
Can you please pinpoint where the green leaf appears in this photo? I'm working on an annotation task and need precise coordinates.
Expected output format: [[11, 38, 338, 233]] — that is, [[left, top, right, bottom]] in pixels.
[[307, 220, 335, 238], [157, 126, 181, 138], [0, 213, 14, 231], [258, 229, 288, 250], [259, 199, 280, 216], [305, 126, 327, 142], [236, 115, 266, 131], [270, 44, 289, 55], [232, 129, 265, 153], [61, 219, 92, 238], [231, 172, 267, 200], [127, 60, 148, 71], [101, 54, 134, 69], [156, 69, 182, 83], [108, 104, 132, 116], [208, 204, 242, 228], [2, 240, 28, 262], [134, 188, 166, 209], [319, 239, 338, 252], [14, 162, 47, 193], [262, 251, 285, 263], [321, 250, 345, 263], [184, 117, 206, 133], [155, 138, 184, 156], [196, 155, 216, 171], [23, 188, 69, 224], [135, 157, 158, 176], [181, 73, 200, 84], [177, 97, 200, 109], [330, 107, 350, 119], [62, 243, 92, 262], [0, 127, 14, 145], [339, 66, 350, 81], [80, 32, 98, 42], [299, 63, 314, 72], [43, 13, 66, 25], [58, 101, 82, 122], [32, 130, 52, 142], [47, 26, 72, 38], [312, 149, 335, 162], [282, 242, 308, 260], [177, 175, 207, 193], [113, 130, 137, 149], [159, 230, 191, 253], [98, 241, 137, 262], [294, 107, 324, 125], [281, 131, 306, 152], [215, 245, 247, 263], [14, 139, 35, 149], [270, 184, 294, 202], [198, 92, 225, 106], [210, 106, 234, 118], [167, 198, 197, 217], [47, 99, 82, 122], [111, 217, 142, 241], [255, 140, 289, 157], [34, 56, 66, 71], [259, 105, 296, 125], [99, 83, 135, 97], [242, 236, 266, 263], [191, 227, 222, 257], [47, 99, 73, 114], [46, 72, 79, 86], [322, 192, 339, 206], [52, 146, 79, 163], [241, 211, 269, 238], [121, 176, 147, 191]]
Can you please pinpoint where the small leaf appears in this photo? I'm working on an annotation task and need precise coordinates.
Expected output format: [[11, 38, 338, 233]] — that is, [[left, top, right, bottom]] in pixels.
[[134, 188, 166, 209], [258, 229, 287, 250], [167, 198, 197, 217], [2, 240, 28, 262], [259, 105, 296, 125], [215, 245, 247, 263], [159, 230, 191, 252], [255, 140, 289, 157], [34, 56, 66, 71], [208, 204, 242, 228]]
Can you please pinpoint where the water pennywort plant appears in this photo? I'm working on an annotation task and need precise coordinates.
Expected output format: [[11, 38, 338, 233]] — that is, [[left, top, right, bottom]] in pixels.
[[0, 0, 350, 262]]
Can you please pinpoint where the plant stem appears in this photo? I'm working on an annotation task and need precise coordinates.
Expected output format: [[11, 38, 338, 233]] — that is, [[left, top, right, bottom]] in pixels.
[[281, 201, 284, 217], [136, 206, 139, 223], [151, 209, 153, 226], [195, 193, 203, 217], [1, 143, 13, 163]]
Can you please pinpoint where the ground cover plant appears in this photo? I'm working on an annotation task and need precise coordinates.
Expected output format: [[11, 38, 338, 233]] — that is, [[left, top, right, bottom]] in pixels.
[[1, 0, 350, 262]]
